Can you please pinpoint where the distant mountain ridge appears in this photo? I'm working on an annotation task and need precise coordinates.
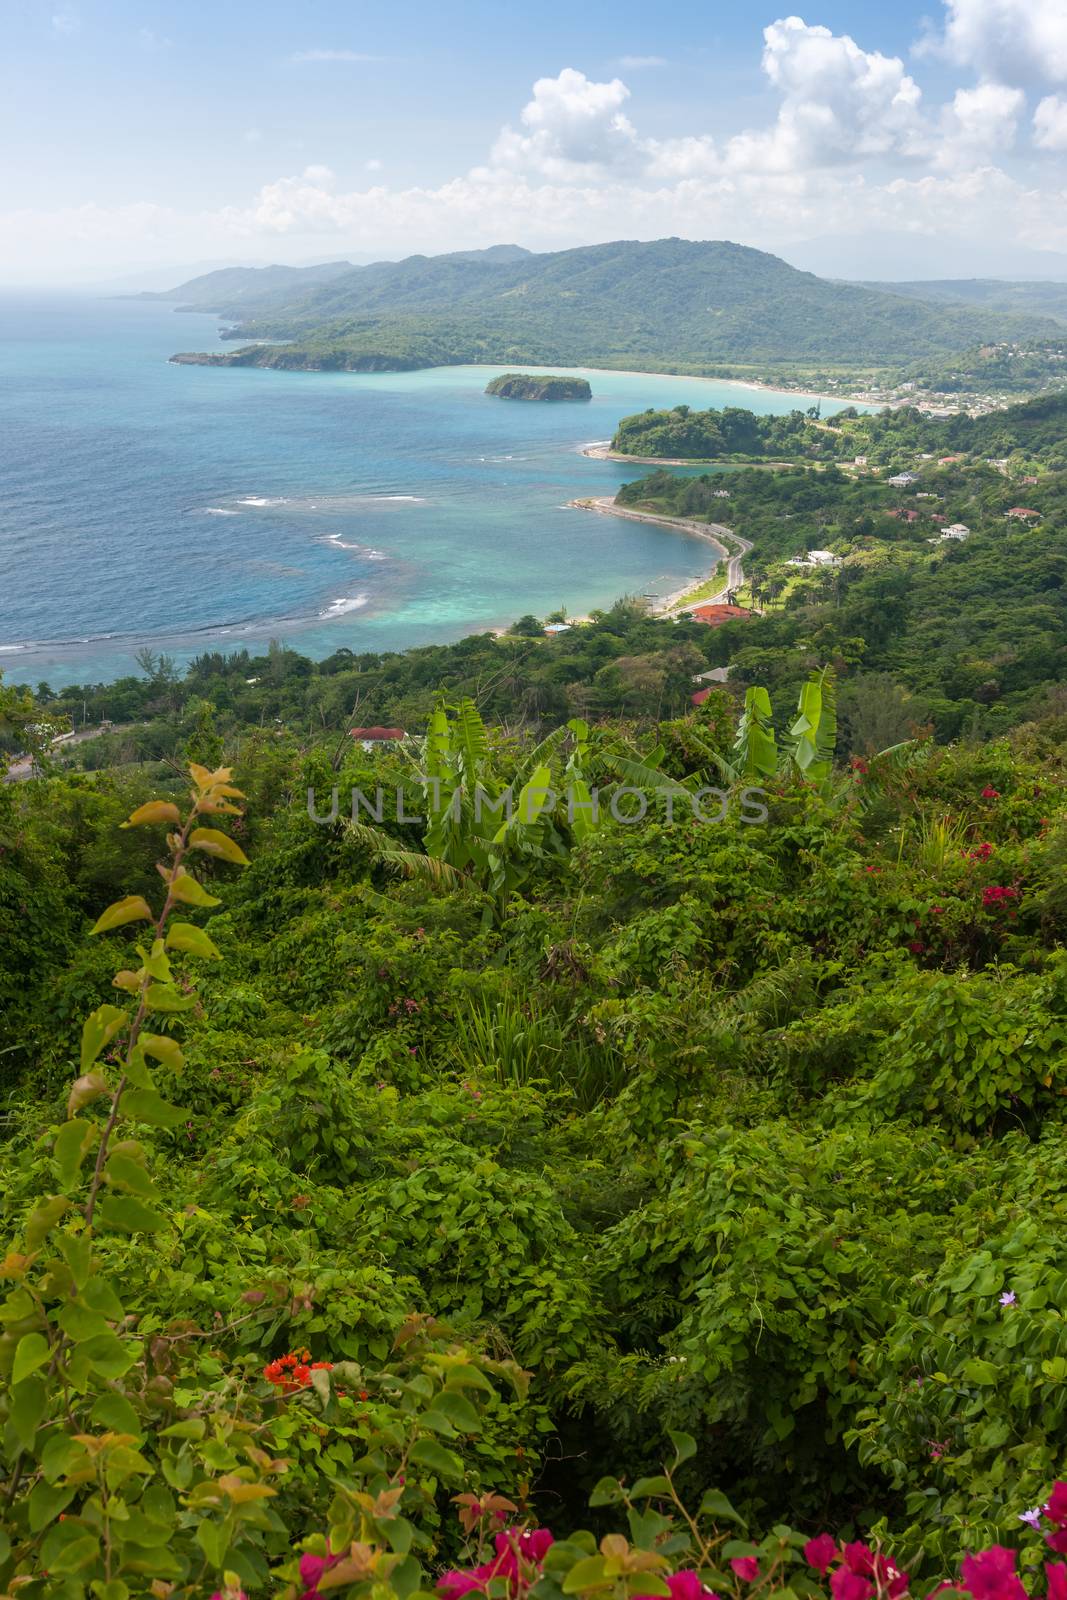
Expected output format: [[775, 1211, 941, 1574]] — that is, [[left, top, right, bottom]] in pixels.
[[165, 237, 1064, 374]]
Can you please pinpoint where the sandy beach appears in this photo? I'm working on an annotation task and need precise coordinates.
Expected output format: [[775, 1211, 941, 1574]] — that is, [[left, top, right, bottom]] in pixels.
[[568, 495, 753, 615]]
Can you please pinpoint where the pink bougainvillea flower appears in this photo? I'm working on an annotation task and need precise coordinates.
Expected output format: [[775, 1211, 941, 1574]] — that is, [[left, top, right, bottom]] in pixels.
[[958, 1546, 1027, 1600], [730, 1558, 760, 1582], [1047, 1567, 1067, 1600], [981, 787, 1000, 799], [805, 1535, 839, 1575], [1045, 1484, 1067, 1528], [300, 1550, 340, 1597], [666, 1572, 719, 1600], [830, 1566, 874, 1600]]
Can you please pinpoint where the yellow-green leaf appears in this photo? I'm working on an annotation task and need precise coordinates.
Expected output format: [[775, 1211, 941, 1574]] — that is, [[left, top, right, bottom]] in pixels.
[[166, 921, 221, 959], [54, 1119, 97, 1188], [144, 983, 196, 1013], [167, 872, 220, 908], [80, 1004, 127, 1072], [12, 1332, 51, 1385], [188, 828, 249, 866], [26, 1194, 71, 1250], [94, 1195, 167, 1234], [122, 800, 181, 829], [120, 1089, 186, 1128], [103, 1151, 159, 1200], [91, 896, 154, 935], [67, 1071, 108, 1118], [141, 1034, 184, 1072]]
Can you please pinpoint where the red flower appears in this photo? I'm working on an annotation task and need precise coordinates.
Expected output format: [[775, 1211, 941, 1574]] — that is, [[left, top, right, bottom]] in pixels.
[[831, 1568, 873, 1600], [982, 885, 1019, 909], [805, 1535, 839, 1575], [1046, 1484, 1067, 1528], [981, 787, 1000, 799], [300, 1550, 340, 1598], [1047, 1569, 1067, 1600], [731, 1558, 760, 1582], [959, 1547, 1027, 1600], [908, 940, 925, 954]]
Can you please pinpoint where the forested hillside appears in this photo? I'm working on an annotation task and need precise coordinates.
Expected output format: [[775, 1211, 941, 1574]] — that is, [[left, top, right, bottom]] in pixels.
[[167, 238, 1060, 373], [611, 391, 1067, 466]]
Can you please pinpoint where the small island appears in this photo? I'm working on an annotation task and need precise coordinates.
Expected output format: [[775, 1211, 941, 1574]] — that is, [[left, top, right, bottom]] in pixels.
[[485, 373, 592, 401]]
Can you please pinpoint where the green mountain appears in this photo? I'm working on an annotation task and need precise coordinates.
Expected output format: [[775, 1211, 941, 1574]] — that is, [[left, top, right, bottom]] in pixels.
[[139, 259, 358, 308], [860, 277, 1067, 325], [167, 237, 1061, 375]]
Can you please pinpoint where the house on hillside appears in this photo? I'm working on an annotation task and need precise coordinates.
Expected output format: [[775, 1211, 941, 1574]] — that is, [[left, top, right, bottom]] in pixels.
[[888, 471, 919, 487], [1006, 507, 1040, 520], [544, 623, 572, 634], [940, 523, 970, 540], [689, 603, 753, 627], [938, 454, 965, 465], [787, 550, 842, 568], [349, 726, 407, 750]]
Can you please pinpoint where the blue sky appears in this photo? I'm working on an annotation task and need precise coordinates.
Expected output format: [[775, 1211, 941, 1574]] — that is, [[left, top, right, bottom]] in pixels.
[[4, 0, 1067, 282]]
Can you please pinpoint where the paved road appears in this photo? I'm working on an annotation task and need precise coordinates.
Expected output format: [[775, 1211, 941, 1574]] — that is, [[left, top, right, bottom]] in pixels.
[[4, 724, 126, 782], [570, 496, 753, 615]]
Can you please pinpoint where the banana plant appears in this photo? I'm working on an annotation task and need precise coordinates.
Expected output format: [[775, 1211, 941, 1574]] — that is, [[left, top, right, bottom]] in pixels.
[[347, 699, 691, 921], [785, 666, 837, 787]]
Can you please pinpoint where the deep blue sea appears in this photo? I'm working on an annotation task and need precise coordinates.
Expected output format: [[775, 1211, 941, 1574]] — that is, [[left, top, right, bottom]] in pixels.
[[0, 293, 856, 688]]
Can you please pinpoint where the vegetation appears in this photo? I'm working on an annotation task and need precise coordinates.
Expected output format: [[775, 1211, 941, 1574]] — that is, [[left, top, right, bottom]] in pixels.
[[6, 660, 1067, 1591], [166, 239, 1060, 376], [5, 385, 1067, 1593], [611, 392, 1067, 467], [485, 375, 592, 402]]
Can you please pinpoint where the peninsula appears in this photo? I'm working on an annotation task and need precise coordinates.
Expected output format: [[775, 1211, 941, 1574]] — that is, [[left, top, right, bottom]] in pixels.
[[485, 373, 592, 401]]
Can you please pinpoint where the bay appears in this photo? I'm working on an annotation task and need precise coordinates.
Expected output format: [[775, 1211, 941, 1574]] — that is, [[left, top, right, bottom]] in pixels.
[[0, 292, 858, 688]]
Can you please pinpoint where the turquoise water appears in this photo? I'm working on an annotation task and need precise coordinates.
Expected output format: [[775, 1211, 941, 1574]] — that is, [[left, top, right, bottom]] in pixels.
[[0, 293, 857, 688]]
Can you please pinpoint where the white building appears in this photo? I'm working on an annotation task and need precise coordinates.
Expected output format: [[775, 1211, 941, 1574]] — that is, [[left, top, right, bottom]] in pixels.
[[940, 523, 970, 540], [787, 550, 842, 568], [888, 471, 919, 487]]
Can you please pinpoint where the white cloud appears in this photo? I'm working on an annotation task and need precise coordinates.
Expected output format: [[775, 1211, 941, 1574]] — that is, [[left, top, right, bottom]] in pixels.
[[7, 25, 1067, 282], [51, 10, 79, 36], [723, 17, 926, 172], [617, 55, 667, 68], [938, 0, 1067, 85], [936, 82, 1024, 166], [1034, 95, 1067, 149], [488, 68, 639, 177], [291, 49, 382, 63], [243, 128, 264, 145]]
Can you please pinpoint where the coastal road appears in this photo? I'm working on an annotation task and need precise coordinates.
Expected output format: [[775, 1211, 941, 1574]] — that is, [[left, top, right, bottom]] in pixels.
[[3, 724, 131, 782], [569, 496, 753, 615]]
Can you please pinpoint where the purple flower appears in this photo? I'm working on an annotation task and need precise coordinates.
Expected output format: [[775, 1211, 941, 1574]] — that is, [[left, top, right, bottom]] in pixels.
[[1000, 1291, 1017, 1307], [1020, 1509, 1043, 1530]]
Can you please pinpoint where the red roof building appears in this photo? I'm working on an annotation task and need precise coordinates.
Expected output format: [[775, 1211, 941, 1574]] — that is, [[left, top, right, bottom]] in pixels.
[[1006, 508, 1040, 519], [349, 727, 406, 741], [689, 603, 753, 627]]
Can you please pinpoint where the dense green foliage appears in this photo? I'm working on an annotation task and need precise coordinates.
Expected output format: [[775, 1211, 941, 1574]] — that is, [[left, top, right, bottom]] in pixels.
[[5, 672, 1067, 1591], [5, 381, 1067, 1591], [167, 239, 1057, 375], [612, 392, 1067, 468], [484, 375, 592, 402]]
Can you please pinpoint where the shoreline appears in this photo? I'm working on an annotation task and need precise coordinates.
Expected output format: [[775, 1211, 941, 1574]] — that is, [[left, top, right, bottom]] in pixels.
[[580, 440, 795, 468], [567, 495, 752, 615]]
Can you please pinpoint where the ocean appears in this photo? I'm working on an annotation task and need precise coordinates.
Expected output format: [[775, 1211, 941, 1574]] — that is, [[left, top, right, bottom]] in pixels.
[[0, 292, 856, 688]]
